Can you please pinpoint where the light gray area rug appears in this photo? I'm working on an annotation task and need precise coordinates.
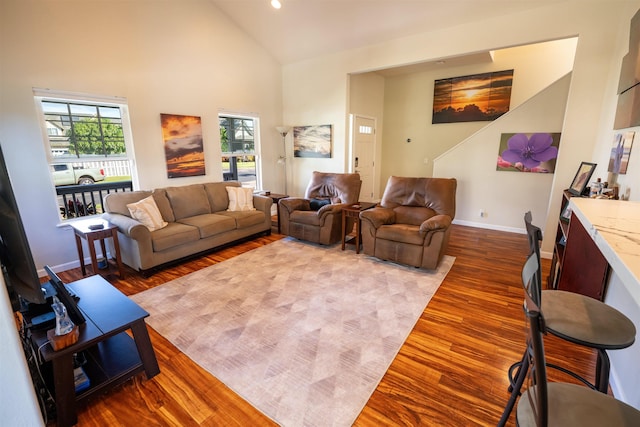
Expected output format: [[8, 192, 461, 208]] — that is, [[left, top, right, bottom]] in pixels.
[[132, 238, 454, 426]]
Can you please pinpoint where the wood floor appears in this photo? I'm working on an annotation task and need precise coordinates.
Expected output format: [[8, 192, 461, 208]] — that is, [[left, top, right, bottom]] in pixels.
[[51, 224, 597, 426]]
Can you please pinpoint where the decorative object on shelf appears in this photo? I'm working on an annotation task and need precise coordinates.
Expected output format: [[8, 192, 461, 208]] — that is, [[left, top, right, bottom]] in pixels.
[[608, 131, 634, 174], [568, 161, 597, 196], [47, 296, 80, 350], [52, 296, 74, 336], [161, 114, 205, 179], [276, 126, 290, 194], [497, 132, 560, 173], [560, 199, 572, 222], [293, 124, 332, 158], [432, 69, 514, 124]]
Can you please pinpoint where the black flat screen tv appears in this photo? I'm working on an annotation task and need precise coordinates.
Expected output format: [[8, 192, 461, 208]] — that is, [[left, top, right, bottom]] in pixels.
[[0, 144, 47, 311]]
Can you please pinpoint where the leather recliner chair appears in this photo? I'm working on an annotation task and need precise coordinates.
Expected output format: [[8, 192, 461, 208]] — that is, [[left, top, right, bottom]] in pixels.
[[360, 176, 457, 269], [279, 171, 361, 245]]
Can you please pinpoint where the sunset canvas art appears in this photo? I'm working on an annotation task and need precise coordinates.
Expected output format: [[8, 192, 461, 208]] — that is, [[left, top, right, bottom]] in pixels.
[[432, 70, 514, 124], [161, 114, 205, 178]]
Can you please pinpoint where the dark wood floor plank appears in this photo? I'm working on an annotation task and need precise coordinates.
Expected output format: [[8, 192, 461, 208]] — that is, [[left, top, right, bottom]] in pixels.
[[52, 225, 597, 426]]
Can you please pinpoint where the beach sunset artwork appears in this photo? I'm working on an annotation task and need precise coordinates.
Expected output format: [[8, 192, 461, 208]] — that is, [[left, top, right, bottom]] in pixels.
[[161, 114, 205, 178], [432, 70, 514, 124]]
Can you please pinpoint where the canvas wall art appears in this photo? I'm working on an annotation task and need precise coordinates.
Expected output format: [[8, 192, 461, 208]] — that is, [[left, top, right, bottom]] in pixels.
[[161, 114, 205, 178], [607, 131, 634, 174], [432, 69, 514, 124], [293, 124, 332, 158], [496, 132, 560, 173]]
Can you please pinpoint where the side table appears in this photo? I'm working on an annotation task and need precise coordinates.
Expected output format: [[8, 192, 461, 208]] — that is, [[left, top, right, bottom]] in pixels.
[[69, 218, 125, 278], [341, 202, 376, 253], [262, 192, 288, 233]]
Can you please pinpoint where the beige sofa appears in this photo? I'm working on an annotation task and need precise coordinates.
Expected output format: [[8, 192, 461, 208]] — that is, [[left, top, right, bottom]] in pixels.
[[102, 181, 272, 274]]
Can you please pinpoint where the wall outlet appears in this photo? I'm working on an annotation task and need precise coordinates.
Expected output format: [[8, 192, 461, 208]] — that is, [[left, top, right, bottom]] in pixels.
[[479, 209, 486, 218]]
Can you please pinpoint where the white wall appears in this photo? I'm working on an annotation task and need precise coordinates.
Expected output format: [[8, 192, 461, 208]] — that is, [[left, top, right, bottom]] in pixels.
[[0, 0, 283, 272], [0, 277, 43, 426], [282, 1, 640, 255], [378, 38, 577, 190], [348, 72, 385, 199], [434, 74, 571, 233]]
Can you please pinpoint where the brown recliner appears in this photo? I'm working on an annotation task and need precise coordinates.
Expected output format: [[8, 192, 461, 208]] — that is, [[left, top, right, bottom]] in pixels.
[[279, 171, 361, 245], [360, 176, 457, 269]]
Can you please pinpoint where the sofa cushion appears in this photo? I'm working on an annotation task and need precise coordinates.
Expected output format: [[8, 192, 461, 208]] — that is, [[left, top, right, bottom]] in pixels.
[[304, 171, 361, 205], [394, 206, 436, 226], [216, 210, 265, 228], [151, 222, 200, 252], [205, 181, 237, 212], [104, 191, 152, 216], [178, 214, 237, 238], [290, 210, 321, 226], [151, 188, 175, 222], [126, 195, 168, 231], [377, 224, 426, 245], [226, 186, 255, 211], [166, 184, 211, 220]]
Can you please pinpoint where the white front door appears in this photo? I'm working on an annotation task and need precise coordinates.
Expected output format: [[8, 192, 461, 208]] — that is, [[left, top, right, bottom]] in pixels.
[[350, 115, 376, 202]]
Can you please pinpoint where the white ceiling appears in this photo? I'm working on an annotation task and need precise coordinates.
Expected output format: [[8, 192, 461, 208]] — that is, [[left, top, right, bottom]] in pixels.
[[209, 0, 566, 65]]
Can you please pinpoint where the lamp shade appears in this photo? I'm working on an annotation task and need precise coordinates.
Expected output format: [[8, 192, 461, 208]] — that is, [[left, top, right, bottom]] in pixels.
[[276, 126, 291, 137]]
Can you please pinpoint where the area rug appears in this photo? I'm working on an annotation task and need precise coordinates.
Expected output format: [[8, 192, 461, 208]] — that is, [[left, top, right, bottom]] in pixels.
[[131, 238, 454, 426]]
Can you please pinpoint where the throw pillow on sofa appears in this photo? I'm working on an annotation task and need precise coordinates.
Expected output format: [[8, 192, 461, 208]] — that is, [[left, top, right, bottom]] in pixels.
[[226, 186, 255, 212], [127, 195, 168, 231]]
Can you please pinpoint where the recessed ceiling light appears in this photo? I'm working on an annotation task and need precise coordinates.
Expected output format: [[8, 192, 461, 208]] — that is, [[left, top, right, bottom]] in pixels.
[[271, 0, 281, 9]]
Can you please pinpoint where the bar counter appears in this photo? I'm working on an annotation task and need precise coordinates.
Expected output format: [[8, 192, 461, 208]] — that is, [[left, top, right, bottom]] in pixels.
[[568, 197, 640, 408]]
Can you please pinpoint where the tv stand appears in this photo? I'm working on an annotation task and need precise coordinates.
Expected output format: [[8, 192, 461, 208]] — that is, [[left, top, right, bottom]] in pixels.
[[26, 275, 160, 426]]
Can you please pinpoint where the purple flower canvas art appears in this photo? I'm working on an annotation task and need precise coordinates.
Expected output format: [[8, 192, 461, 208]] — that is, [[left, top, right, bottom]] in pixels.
[[497, 132, 560, 173]]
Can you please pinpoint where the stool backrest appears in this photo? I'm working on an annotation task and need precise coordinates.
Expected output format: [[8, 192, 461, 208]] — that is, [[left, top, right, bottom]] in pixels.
[[522, 252, 550, 426], [523, 211, 543, 307]]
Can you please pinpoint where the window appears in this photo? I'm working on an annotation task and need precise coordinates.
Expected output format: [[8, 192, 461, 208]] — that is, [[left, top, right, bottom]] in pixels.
[[35, 90, 136, 220], [219, 114, 261, 189]]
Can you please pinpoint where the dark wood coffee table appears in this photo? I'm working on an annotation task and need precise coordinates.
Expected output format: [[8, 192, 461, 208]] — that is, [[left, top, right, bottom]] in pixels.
[[28, 275, 159, 427], [341, 202, 376, 253]]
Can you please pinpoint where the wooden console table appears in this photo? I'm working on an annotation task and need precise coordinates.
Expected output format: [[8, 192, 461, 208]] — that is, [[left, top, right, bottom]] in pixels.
[[28, 275, 160, 426], [70, 218, 124, 278]]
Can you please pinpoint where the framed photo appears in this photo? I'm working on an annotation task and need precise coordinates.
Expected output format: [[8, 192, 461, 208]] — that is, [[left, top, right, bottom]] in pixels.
[[568, 161, 597, 196]]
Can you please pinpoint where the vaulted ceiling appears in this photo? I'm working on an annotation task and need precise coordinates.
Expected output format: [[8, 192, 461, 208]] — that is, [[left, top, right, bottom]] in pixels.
[[209, 0, 567, 65]]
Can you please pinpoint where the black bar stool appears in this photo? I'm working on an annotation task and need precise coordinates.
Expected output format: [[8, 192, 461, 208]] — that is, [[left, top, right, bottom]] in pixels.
[[498, 212, 636, 426]]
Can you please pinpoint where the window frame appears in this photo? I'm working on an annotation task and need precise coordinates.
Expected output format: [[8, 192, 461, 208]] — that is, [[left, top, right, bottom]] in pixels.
[[218, 112, 262, 190], [33, 89, 138, 220]]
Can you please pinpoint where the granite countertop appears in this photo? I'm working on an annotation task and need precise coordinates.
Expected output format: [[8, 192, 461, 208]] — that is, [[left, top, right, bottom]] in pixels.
[[569, 197, 640, 304]]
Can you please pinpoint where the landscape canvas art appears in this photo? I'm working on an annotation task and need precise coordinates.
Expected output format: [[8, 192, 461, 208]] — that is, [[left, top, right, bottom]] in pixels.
[[161, 114, 205, 178], [293, 124, 332, 158], [432, 70, 514, 124], [607, 131, 634, 174], [496, 132, 560, 173]]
